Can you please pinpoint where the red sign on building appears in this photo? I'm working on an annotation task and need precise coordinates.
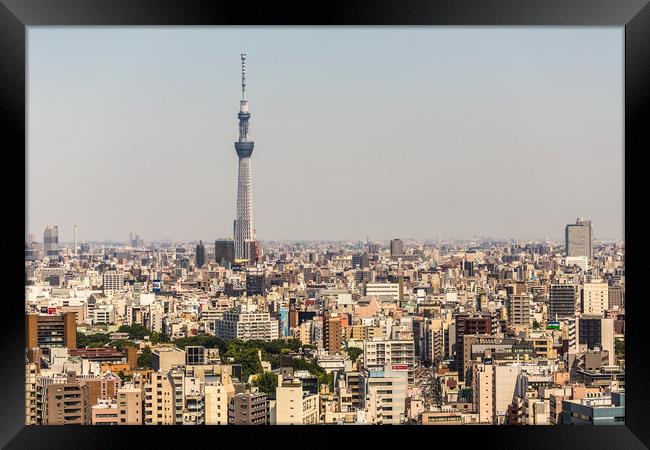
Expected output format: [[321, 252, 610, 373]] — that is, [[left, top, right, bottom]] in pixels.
[[391, 364, 408, 371]]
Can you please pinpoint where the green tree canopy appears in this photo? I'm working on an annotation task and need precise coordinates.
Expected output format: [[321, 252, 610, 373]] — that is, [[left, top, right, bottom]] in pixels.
[[346, 347, 363, 362], [252, 371, 278, 398], [615, 338, 625, 358], [137, 346, 153, 368]]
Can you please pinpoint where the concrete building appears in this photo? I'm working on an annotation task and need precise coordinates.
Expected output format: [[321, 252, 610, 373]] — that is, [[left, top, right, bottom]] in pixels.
[[44, 372, 91, 425], [608, 284, 625, 310], [323, 313, 343, 355], [215, 305, 279, 341], [102, 271, 125, 295], [390, 238, 404, 257], [43, 225, 59, 256], [548, 284, 577, 320], [152, 347, 186, 372], [455, 313, 496, 381], [363, 340, 415, 385], [360, 366, 408, 425], [228, 392, 269, 425], [91, 399, 118, 425], [581, 281, 608, 316], [575, 316, 615, 366], [273, 376, 319, 425], [204, 379, 231, 425], [561, 392, 625, 425], [565, 218, 593, 260], [507, 294, 531, 327], [472, 362, 494, 423], [117, 379, 143, 425], [26, 312, 77, 351], [364, 282, 400, 302], [144, 371, 177, 425]]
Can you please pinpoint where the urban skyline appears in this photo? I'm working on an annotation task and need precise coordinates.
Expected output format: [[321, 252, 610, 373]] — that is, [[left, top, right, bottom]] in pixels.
[[27, 27, 623, 242]]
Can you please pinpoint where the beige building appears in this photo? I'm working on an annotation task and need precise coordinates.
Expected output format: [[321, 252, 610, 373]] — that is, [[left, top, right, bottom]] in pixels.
[[581, 281, 608, 316], [152, 347, 186, 372], [144, 372, 176, 425], [25, 363, 39, 425], [44, 372, 91, 425], [117, 380, 143, 425], [91, 399, 119, 425], [272, 376, 319, 425], [205, 382, 231, 425], [472, 363, 494, 423]]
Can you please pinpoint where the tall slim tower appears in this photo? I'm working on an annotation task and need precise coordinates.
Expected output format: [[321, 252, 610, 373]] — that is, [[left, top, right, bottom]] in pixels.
[[233, 53, 256, 260], [73, 225, 78, 255]]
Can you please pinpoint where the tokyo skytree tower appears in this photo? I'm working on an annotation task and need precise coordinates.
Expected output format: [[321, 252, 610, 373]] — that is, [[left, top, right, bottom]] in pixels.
[[233, 53, 256, 260]]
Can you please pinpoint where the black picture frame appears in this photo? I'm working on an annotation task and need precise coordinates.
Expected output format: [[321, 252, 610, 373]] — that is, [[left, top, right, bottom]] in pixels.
[[1, 0, 648, 448]]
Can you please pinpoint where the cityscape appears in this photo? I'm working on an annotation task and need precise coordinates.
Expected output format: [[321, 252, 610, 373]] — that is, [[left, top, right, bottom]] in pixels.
[[26, 35, 624, 426]]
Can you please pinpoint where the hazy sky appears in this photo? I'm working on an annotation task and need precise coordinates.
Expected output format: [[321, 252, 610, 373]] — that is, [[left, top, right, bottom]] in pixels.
[[27, 27, 623, 243]]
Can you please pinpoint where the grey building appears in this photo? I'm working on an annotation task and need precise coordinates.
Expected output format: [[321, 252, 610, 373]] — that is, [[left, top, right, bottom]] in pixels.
[[215, 239, 235, 268], [228, 392, 269, 425], [507, 294, 531, 327], [565, 218, 593, 260], [390, 238, 404, 257], [352, 252, 369, 269], [195, 241, 206, 268], [548, 284, 577, 320], [561, 392, 624, 425], [43, 225, 59, 256]]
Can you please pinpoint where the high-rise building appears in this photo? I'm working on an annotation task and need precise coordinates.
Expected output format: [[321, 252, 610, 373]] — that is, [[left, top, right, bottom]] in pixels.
[[246, 268, 265, 296], [73, 225, 78, 255], [363, 340, 416, 385], [581, 281, 608, 316], [102, 270, 125, 294], [195, 240, 206, 268], [44, 372, 91, 425], [233, 54, 257, 260], [565, 218, 593, 260], [608, 283, 625, 310], [507, 294, 531, 327], [390, 238, 404, 257], [454, 312, 496, 381], [323, 313, 343, 355], [144, 372, 177, 425], [215, 239, 235, 268], [26, 312, 77, 351], [549, 284, 577, 320], [43, 225, 59, 256], [352, 252, 369, 269], [360, 366, 409, 425], [228, 392, 269, 425], [575, 316, 615, 366]]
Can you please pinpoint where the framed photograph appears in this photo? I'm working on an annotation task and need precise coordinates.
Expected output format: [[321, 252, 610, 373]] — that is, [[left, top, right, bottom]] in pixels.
[[2, 0, 648, 448]]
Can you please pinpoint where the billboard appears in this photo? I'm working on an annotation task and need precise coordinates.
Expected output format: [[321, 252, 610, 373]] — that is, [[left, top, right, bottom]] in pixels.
[[152, 280, 162, 293], [391, 364, 408, 371], [546, 321, 560, 330]]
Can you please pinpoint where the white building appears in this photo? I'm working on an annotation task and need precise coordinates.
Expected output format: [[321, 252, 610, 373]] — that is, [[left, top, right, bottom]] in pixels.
[[215, 304, 279, 341], [363, 339, 415, 385], [360, 366, 408, 425]]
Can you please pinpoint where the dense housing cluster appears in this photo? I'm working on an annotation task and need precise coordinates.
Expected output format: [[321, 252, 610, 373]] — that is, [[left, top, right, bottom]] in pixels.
[[24, 217, 625, 425]]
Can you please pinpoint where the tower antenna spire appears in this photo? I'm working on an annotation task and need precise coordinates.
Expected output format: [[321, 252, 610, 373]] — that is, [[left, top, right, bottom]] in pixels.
[[241, 53, 247, 100]]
